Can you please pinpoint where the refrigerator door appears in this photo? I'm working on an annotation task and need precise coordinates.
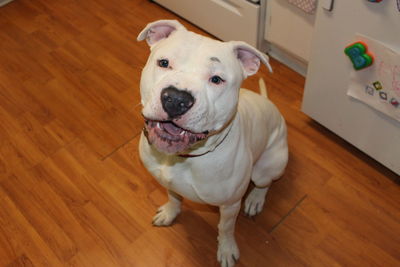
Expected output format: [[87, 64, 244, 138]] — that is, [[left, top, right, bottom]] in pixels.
[[302, 0, 400, 174]]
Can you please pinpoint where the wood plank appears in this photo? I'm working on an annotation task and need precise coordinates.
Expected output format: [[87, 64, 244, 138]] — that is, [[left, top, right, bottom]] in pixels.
[[0, 187, 63, 267], [1, 174, 78, 262], [271, 189, 400, 266], [6, 254, 35, 267]]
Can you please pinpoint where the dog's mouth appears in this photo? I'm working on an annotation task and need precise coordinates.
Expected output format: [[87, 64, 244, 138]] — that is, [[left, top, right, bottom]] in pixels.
[[143, 119, 209, 154]]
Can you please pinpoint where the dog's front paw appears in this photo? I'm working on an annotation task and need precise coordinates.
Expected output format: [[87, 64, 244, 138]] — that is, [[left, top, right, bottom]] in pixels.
[[244, 187, 268, 217], [217, 238, 239, 267], [152, 202, 181, 226]]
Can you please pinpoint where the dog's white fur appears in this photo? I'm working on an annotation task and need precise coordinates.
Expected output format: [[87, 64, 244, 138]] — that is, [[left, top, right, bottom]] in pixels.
[[137, 20, 288, 267]]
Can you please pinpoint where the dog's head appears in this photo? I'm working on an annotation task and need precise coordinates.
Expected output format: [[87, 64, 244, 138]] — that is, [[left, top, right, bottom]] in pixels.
[[137, 20, 272, 154]]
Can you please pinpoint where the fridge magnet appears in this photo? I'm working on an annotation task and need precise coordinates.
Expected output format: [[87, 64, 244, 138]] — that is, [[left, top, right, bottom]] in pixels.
[[390, 98, 399, 108], [367, 0, 383, 2], [344, 42, 374, 70], [347, 34, 400, 122], [365, 85, 375, 95], [373, 81, 383, 90]]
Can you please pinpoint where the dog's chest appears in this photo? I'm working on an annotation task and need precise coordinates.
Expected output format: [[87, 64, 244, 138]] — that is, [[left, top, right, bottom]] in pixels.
[[150, 163, 206, 203]]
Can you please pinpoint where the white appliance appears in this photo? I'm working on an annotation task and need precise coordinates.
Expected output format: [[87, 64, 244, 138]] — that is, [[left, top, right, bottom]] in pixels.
[[264, 0, 316, 76], [302, 0, 400, 175], [153, 0, 316, 76], [153, 0, 265, 48]]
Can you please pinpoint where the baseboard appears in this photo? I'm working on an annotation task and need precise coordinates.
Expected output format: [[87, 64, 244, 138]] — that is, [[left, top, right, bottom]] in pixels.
[[0, 0, 14, 7], [266, 43, 308, 77]]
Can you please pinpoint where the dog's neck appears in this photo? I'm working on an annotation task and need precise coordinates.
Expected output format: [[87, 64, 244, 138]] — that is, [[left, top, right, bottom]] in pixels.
[[177, 113, 236, 158]]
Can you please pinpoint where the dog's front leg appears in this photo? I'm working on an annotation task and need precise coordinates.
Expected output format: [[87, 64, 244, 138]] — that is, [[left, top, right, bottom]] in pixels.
[[217, 201, 241, 267], [152, 190, 182, 226]]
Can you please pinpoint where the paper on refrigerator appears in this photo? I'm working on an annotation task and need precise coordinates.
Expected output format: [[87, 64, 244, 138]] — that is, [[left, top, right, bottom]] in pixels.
[[347, 34, 400, 123]]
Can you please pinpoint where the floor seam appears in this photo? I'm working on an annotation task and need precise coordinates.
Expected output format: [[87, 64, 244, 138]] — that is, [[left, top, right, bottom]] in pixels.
[[268, 194, 308, 234], [100, 131, 141, 161]]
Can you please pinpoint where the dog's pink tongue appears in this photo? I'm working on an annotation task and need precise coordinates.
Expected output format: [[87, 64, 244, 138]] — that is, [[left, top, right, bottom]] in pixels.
[[163, 122, 183, 135]]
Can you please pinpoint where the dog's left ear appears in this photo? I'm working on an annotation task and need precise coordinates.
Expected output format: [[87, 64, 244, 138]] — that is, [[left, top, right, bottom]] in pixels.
[[230, 41, 273, 77], [137, 20, 186, 47]]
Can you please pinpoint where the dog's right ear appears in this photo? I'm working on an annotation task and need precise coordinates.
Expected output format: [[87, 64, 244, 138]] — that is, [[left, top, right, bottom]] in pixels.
[[137, 20, 186, 46]]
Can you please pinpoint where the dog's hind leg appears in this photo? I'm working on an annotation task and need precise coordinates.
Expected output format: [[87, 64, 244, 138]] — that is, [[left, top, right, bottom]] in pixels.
[[244, 131, 288, 217], [152, 190, 182, 226]]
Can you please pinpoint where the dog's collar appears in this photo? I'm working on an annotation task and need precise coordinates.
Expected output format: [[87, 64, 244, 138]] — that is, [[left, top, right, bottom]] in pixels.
[[178, 122, 233, 158], [178, 151, 211, 158]]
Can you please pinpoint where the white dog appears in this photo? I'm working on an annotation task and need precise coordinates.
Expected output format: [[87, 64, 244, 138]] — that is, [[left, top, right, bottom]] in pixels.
[[137, 20, 288, 267]]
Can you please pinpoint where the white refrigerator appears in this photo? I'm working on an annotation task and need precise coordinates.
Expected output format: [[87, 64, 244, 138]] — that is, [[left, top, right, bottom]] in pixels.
[[302, 0, 400, 175]]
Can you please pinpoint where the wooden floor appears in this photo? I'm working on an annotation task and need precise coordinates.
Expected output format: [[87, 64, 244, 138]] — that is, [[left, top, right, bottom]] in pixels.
[[0, 0, 399, 266]]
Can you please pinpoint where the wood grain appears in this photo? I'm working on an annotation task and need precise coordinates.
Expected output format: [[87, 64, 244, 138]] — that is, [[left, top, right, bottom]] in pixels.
[[0, 0, 399, 266]]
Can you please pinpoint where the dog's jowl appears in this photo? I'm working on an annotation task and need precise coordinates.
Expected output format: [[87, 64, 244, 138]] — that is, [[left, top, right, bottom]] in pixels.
[[137, 20, 288, 267]]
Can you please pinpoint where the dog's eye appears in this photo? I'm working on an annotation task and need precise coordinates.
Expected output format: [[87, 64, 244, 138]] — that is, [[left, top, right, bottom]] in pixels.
[[210, 75, 224, 84], [158, 59, 169, 68]]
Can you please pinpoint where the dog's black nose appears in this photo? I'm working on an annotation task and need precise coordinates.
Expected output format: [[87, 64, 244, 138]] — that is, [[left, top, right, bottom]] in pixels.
[[161, 86, 194, 118]]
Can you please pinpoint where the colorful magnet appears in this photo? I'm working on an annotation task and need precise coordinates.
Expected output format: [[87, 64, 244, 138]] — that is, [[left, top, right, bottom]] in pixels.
[[367, 0, 383, 2], [344, 42, 374, 70], [365, 85, 375, 95], [390, 98, 399, 108], [372, 81, 383, 90], [379, 91, 388, 100]]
